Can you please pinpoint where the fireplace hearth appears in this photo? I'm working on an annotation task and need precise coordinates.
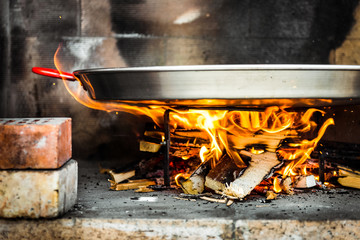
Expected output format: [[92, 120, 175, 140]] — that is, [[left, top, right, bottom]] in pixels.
[[1, 158, 359, 239]]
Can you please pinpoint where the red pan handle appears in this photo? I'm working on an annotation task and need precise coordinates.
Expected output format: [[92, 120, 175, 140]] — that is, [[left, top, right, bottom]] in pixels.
[[32, 67, 76, 81]]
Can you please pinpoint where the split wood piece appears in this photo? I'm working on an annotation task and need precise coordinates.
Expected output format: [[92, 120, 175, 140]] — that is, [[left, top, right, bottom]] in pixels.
[[294, 175, 317, 188], [338, 167, 360, 189], [226, 199, 235, 207], [223, 151, 281, 199], [205, 154, 246, 192], [170, 146, 200, 159], [135, 186, 154, 193], [144, 130, 210, 142], [179, 192, 213, 199], [200, 196, 227, 204], [265, 191, 277, 200], [339, 166, 360, 176], [280, 176, 294, 194], [140, 140, 162, 153], [228, 130, 298, 153], [144, 130, 210, 149], [109, 170, 135, 184], [110, 179, 156, 191], [178, 159, 212, 194], [172, 129, 210, 141], [338, 176, 360, 189]]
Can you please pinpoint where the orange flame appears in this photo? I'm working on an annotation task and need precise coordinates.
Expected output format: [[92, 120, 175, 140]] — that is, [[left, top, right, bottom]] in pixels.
[[54, 44, 334, 189], [54, 46, 167, 126], [273, 177, 282, 193]]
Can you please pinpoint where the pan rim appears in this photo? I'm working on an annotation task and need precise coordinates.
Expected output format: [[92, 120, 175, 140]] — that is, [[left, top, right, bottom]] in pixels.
[[73, 64, 360, 75]]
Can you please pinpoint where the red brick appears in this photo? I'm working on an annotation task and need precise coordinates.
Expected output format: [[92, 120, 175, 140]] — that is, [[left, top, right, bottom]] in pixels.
[[0, 118, 71, 169]]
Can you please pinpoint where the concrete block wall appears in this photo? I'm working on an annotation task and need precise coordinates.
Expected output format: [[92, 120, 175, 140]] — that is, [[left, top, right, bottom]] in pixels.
[[0, 0, 359, 162]]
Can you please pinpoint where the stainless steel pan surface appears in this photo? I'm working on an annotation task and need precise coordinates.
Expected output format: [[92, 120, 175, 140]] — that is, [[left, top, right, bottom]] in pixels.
[[33, 65, 360, 107]]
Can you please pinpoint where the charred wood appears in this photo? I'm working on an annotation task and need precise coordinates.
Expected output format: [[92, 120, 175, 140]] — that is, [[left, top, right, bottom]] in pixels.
[[178, 159, 212, 194], [205, 154, 246, 192]]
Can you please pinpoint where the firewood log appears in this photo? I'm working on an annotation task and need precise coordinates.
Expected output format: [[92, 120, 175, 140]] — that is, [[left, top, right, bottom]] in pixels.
[[144, 130, 209, 143], [223, 151, 281, 199], [139, 140, 162, 153], [178, 159, 211, 194], [228, 130, 298, 152], [172, 129, 210, 141], [337, 167, 360, 189], [338, 176, 360, 189], [109, 170, 135, 183], [170, 146, 200, 159], [110, 179, 156, 191], [294, 175, 317, 188], [280, 176, 294, 194], [205, 154, 246, 192]]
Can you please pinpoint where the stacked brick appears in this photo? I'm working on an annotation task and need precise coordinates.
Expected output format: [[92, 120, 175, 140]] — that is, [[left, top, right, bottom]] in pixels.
[[0, 118, 77, 218]]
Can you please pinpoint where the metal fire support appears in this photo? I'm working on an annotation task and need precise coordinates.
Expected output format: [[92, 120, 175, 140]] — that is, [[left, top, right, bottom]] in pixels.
[[163, 109, 171, 186], [319, 153, 326, 183]]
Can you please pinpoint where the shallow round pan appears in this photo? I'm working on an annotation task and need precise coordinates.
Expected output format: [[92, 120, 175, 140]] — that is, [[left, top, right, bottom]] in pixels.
[[72, 64, 360, 107], [33, 65, 360, 108]]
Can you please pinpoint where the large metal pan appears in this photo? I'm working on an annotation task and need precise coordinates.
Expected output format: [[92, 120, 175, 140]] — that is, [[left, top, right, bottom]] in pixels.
[[32, 65, 360, 108]]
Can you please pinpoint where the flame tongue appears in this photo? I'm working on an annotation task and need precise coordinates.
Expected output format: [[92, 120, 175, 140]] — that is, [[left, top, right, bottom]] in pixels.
[[54, 45, 334, 195]]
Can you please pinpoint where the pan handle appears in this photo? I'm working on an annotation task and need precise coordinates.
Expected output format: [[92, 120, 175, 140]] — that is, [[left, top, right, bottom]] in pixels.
[[32, 67, 76, 81]]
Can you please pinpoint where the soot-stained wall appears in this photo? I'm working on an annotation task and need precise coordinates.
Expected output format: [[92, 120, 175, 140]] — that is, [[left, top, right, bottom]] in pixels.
[[0, 0, 359, 166]]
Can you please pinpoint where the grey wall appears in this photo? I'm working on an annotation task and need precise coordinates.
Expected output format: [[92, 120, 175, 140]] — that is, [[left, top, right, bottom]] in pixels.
[[0, 0, 359, 165], [0, 0, 10, 117]]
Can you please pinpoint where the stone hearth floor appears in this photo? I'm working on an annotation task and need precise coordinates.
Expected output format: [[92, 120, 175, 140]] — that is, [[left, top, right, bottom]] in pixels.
[[1, 159, 360, 239]]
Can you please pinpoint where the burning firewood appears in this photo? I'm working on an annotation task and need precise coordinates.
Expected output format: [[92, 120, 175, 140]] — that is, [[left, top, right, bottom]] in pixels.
[[144, 130, 209, 144], [265, 190, 277, 200], [178, 159, 211, 194], [228, 130, 298, 153], [294, 175, 317, 189], [280, 176, 294, 194], [222, 151, 281, 199], [205, 154, 246, 192], [170, 146, 200, 159]]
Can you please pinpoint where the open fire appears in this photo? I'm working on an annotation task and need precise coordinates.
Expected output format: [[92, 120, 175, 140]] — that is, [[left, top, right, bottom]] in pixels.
[[42, 45, 360, 203], [151, 108, 334, 200]]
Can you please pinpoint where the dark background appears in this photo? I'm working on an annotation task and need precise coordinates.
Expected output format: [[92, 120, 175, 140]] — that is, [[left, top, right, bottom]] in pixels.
[[1, 0, 360, 166]]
